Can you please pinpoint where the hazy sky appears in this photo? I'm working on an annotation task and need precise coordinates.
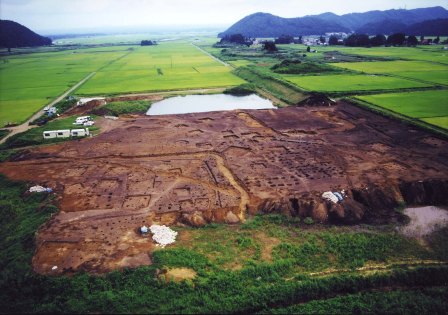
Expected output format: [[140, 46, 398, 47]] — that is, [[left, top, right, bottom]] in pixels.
[[1, 0, 447, 34]]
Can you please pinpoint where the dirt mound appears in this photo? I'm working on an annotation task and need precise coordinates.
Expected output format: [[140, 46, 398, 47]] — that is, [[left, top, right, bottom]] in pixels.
[[1, 101, 447, 274], [298, 93, 336, 107], [64, 99, 106, 117]]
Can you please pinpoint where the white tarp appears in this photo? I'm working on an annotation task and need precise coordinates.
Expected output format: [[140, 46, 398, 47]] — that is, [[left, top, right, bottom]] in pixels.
[[322, 191, 339, 204], [149, 225, 178, 248], [29, 185, 53, 193]]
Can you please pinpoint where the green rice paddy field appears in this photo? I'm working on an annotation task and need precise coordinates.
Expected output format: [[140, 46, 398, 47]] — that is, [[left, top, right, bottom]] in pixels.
[[0, 41, 243, 126], [282, 73, 431, 93], [357, 90, 448, 129], [332, 60, 448, 85], [77, 42, 244, 95], [0, 46, 132, 126]]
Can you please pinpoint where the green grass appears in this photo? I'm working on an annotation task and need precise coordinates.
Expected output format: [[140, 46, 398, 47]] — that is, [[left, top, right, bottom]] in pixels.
[[265, 287, 448, 314], [421, 116, 448, 129], [332, 60, 448, 85], [97, 100, 151, 116], [271, 60, 345, 75], [234, 67, 307, 104], [76, 42, 244, 95], [0, 129, 10, 140], [356, 90, 448, 120], [0, 116, 98, 149], [0, 46, 132, 126], [333, 60, 448, 74], [283, 74, 432, 93]]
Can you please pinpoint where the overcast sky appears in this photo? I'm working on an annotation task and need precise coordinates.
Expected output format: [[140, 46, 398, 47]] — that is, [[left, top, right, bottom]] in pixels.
[[1, 0, 447, 34]]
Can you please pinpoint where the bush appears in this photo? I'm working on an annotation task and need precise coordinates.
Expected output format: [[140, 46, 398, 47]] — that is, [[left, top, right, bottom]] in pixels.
[[303, 217, 314, 225], [223, 84, 257, 96], [271, 60, 342, 75], [92, 101, 151, 116]]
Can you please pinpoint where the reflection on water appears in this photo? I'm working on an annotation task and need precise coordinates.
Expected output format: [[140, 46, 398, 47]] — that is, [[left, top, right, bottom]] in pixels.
[[146, 94, 275, 115]]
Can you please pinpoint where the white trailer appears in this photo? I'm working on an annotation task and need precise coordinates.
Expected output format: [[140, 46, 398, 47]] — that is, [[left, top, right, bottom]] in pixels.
[[55, 130, 70, 138], [43, 130, 58, 139], [70, 128, 89, 137]]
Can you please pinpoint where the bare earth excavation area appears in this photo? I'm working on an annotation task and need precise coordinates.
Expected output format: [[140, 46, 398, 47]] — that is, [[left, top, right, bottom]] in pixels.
[[1, 101, 448, 274]]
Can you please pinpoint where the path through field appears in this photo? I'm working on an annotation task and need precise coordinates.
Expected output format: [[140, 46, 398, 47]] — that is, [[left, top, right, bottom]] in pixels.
[[0, 72, 96, 145]]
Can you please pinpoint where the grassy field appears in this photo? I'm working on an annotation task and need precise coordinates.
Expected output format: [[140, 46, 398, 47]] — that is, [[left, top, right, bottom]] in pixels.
[[332, 60, 448, 85], [0, 41, 244, 126], [0, 46, 131, 126], [356, 90, 448, 129], [294, 45, 448, 64], [282, 73, 432, 93], [235, 67, 307, 105], [76, 42, 244, 95]]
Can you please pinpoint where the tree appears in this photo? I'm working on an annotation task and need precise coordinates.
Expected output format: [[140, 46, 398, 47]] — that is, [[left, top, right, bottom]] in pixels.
[[420, 35, 425, 42], [218, 34, 253, 46], [306, 46, 311, 52], [274, 35, 294, 44], [319, 36, 326, 44], [262, 41, 278, 52], [407, 35, 418, 46], [434, 36, 440, 44], [141, 40, 156, 46], [344, 34, 370, 47], [370, 34, 386, 46], [386, 33, 406, 46], [328, 36, 339, 45]]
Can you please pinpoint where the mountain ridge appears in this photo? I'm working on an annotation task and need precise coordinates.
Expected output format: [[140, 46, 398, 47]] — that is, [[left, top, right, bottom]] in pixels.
[[0, 20, 52, 49], [219, 6, 448, 37]]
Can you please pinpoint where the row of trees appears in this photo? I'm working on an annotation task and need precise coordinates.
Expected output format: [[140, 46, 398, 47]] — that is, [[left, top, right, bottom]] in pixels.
[[330, 34, 442, 47], [141, 40, 157, 46], [217, 34, 254, 46]]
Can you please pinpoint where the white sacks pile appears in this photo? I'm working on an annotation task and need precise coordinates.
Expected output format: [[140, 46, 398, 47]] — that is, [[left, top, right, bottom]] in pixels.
[[29, 185, 53, 193], [149, 225, 178, 248], [321, 191, 340, 204]]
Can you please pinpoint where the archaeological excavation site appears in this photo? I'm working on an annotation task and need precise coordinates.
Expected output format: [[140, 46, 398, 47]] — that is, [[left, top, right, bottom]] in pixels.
[[1, 101, 448, 274]]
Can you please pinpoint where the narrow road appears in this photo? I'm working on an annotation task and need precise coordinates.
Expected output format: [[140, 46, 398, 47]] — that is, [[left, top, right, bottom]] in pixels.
[[0, 72, 96, 145], [191, 43, 232, 67]]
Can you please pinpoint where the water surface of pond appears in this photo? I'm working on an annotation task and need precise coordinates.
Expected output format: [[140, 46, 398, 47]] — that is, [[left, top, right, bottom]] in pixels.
[[146, 94, 275, 115]]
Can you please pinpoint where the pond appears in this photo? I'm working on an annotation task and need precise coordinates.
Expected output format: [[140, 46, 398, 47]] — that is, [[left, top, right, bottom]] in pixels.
[[146, 94, 275, 115]]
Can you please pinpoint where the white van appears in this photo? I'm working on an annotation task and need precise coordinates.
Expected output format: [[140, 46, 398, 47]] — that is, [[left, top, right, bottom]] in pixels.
[[74, 116, 91, 125]]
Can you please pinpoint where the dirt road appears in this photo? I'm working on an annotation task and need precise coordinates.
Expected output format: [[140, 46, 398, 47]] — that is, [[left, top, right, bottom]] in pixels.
[[191, 43, 231, 67], [0, 72, 96, 145]]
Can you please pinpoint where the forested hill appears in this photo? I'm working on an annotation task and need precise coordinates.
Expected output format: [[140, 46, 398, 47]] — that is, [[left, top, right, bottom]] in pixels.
[[219, 6, 448, 37], [0, 20, 52, 49], [404, 18, 448, 36]]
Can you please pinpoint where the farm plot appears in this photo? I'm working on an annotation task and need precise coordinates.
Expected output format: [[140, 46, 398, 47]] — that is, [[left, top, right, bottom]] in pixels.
[[332, 60, 448, 85], [282, 73, 431, 93], [325, 46, 448, 64], [0, 47, 131, 126], [76, 42, 244, 95], [357, 90, 448, 129]]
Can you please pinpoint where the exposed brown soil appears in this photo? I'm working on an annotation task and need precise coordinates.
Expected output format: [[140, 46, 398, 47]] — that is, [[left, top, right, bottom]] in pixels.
[[1, 101, 448, 274]]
